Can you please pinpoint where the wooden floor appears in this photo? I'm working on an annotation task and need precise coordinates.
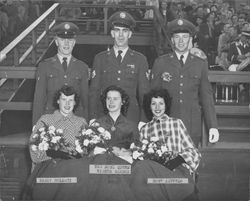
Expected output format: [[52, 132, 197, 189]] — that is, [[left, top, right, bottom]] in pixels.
[[0, 144, 249, 201]]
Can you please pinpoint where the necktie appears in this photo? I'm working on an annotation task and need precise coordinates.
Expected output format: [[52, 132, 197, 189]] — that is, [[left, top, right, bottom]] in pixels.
[[179, 55, 184, 67], [117, 50, 123, 64], [62, 57, 67, 72]]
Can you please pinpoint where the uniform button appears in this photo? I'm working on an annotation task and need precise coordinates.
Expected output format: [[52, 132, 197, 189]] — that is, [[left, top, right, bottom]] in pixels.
[[117, 78, 120, 81], [180, 100, 183, 103], [180, 83, 183, 86], [65, 83, 68, 85], [180, 91, 183, 94], [180, 75, 183, 78], [118, 70, 121, 74], [64, 75, 67, 78]]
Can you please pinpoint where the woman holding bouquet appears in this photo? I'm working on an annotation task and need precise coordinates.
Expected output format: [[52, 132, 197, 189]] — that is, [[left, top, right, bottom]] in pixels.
[[131, 88, 201, 201], [23, 85, 90, 200], [86, 85, 139, 201]]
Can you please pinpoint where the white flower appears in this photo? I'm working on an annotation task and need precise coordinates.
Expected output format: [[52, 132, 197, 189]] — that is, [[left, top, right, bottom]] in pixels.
[[38, 141, 49, 151], [51, 136, 61, 143], [142, 139, 149, 145], [156, 149, 163, 157], [83, 139, 90, 146], [141, 144, 147, 151], [56, 128, 63, 134], [76, 145, 83, 153], [147, 147, 155, 154], [30, 145, 38, 151], [84, 129, 93, 135], [48, 125, 56, 132], [40, 131, 46, 139], [91, 122, 100, 127], [90, 135, 101, 144], [38, 127, 45, 132], [150, 136, 159, 142], [103, 130, 111, 140], [89, 119, 96, 126], [97, 127, 105, 133], [32, 134, 39, 139], [132, 151, 143, 160], [130, 142, 136, 149], [161, 145, 168, 153]]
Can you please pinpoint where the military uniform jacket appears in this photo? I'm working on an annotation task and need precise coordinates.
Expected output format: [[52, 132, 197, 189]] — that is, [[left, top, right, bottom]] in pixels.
[[32, 55, 89, 125], [89, 48, 150, 123], [151, 52, 218, 144], [228, 41, 250, 64]]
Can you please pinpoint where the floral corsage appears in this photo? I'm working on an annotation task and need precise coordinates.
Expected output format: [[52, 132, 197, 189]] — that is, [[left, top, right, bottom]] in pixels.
[[130, 136, 173, 166], [75, 120, 111, 156]]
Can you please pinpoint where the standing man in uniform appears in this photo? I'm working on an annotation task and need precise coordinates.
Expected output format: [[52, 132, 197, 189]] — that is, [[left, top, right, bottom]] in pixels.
[[32, 22, 89, 125], [89, 11, 150, 124], [151, 18, 219, 146]]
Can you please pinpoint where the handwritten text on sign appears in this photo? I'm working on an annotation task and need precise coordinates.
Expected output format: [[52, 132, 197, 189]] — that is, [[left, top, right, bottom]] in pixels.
[[36, 177, 77, 183], [147, 178, 189, 184], [89, 164, 131, 174]]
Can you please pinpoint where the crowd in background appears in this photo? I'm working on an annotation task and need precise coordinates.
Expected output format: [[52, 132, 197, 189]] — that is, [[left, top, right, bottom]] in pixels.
[[1, 0, 250, 68]]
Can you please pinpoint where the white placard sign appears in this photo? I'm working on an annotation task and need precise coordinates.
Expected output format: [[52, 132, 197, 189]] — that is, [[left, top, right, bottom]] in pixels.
[[89, 164, 131, 174], [36, 177, 77, 183], [147, 178, 189, 184]]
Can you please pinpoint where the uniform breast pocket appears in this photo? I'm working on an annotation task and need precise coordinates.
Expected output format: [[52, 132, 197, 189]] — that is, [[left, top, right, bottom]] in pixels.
[[124, 68, 137, 80], [73, 76, 81, 87], [188, 75, 200, 89]]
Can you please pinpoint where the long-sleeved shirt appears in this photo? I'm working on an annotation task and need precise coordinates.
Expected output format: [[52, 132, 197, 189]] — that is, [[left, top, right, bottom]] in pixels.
[[29, 110, 87, 164], [140, 114, 201, 172]]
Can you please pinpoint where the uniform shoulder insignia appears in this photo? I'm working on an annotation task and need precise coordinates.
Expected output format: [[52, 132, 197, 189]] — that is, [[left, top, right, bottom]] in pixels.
[[158, 53, 173, 59], [190, 48, 207, 60], [131, 50, 143, 57]]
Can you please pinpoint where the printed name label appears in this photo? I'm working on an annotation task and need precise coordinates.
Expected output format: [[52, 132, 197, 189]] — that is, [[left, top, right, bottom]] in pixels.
[[36, 177, 77, 183], [147, 178, 189, 184], [89, 164, 131, 174]]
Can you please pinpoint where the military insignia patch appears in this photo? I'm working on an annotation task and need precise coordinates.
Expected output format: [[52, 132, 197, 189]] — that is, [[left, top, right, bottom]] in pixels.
[[161, 72, 172, 82], [120, 12, 126, 18], [127, 64, 135, 69], [178, 19, 183, 26]]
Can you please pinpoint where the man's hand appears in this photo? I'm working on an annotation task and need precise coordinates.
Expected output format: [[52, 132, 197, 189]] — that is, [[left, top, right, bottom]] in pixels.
[[209, 128, 220, 143]]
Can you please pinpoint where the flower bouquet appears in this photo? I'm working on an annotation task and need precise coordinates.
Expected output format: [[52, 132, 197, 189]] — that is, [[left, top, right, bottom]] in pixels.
[[30, 122, 78, 159], [130, 136, 173, 166], [75, 120, 111, 156]]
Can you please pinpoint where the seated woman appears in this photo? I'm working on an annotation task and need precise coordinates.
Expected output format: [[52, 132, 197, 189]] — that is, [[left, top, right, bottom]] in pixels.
[[87, 85, 139, 201], [23, 85, 89, 201], [131, 88, 201, 201], [24, 85, 139, 201]]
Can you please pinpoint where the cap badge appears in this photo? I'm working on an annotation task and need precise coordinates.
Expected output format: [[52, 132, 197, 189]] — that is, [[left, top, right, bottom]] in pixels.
[[120, 12, 126, 19], [178, 19, 183, 26], [64, 24, 70, 30]]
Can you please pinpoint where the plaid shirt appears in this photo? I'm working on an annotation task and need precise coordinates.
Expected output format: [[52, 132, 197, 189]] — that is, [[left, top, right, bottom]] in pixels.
[[30, 110, 87, 164], [140, 114, 201, 172]]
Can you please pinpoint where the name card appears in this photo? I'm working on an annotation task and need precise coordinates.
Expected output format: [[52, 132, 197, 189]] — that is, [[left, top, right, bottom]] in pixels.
[[89, 164, 131, 174], [36, 177, 77, 183], [147, 178, 188, 184]]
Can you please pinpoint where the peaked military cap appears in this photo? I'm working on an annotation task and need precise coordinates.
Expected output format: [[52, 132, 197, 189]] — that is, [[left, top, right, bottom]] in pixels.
[[167, 18, 196, 36], [52, 22, 79, 38], [109, 11, 136, 30]]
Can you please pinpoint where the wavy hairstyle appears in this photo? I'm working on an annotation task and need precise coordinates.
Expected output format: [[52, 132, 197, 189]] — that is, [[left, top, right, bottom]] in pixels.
[[100, 85, 130, 116], [143, 88, 172, 121], [53, 85, 80, 112]]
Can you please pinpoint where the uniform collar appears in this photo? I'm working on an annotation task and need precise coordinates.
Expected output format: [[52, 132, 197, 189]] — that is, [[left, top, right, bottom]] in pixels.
[[57, 54, 72, 65], [175, 51, 189, 64], [113, 46, 129, 58]]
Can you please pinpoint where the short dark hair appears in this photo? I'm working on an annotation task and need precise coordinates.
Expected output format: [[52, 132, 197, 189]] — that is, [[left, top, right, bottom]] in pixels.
[[100, 85, 129, 116], [143, 88, 172, 120], [53, 85, 80, 112]]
